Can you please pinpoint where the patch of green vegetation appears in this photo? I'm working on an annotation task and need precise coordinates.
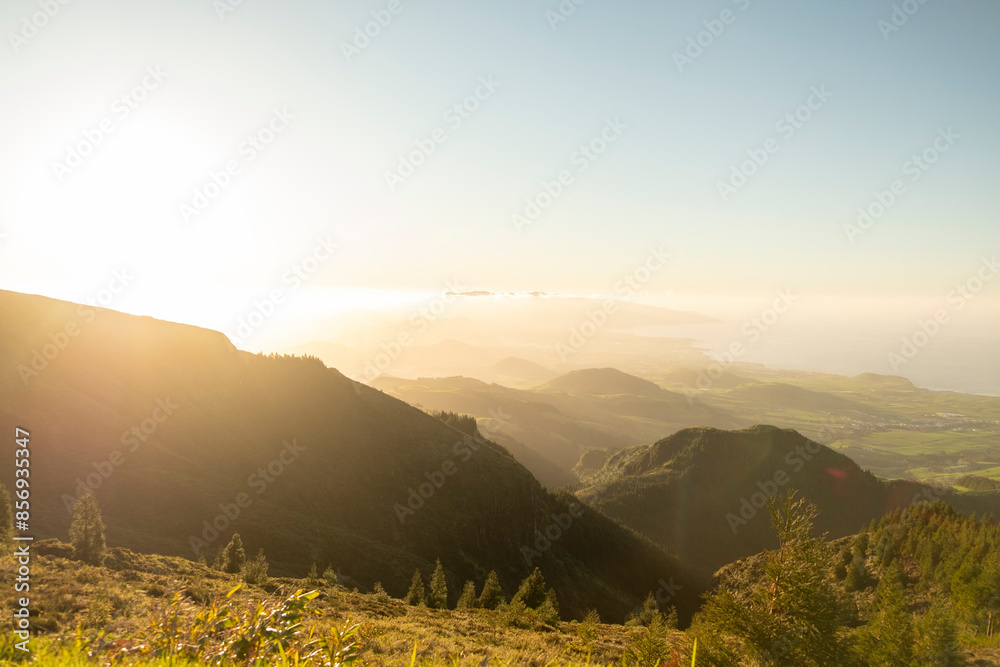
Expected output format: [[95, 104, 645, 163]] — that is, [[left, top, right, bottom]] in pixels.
[[654, 365, 1000, 485], [6, 501, 1000, 666]]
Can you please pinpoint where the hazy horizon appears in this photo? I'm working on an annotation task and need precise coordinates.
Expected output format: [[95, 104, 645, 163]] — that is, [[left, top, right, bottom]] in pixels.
[[3, 0, 998, 400]]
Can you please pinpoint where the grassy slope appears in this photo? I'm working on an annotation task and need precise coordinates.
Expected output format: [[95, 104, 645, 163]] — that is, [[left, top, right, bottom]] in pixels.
[[0, 542, 691, 666], [4, 537, 998, 666]]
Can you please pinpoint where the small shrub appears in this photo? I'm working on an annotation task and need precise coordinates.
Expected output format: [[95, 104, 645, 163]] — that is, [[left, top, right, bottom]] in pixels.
[[145, 582, 166, 598], [107, 588, 135, 617], [183, 584, 212, 604], [75, 567, 101, 585], [501, 597, 531, 629], [370, 581, 390, 602], [83, 592, 113, 629]]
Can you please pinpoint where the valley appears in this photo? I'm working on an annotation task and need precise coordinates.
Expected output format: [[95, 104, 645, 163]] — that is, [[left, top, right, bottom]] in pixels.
[[2, 288, 998, 665]]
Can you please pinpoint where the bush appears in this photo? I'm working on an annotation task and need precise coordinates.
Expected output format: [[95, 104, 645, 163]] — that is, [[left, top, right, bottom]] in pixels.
[[83, 592, 113, 629], [501, 596, 531, 629], [323, 565, 339, 588], [370, 581, 390, 602]]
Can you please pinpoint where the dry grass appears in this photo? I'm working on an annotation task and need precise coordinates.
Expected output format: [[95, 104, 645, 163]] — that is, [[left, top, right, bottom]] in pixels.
[[0, 544, 690, 666]]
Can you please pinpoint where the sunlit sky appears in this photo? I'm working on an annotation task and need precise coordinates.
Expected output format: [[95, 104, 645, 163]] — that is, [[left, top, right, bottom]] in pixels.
[[1, 0, 998, 346]]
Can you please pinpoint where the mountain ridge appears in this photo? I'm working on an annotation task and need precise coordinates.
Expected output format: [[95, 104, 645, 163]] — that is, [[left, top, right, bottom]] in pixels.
[[0, 288, 701, 621]]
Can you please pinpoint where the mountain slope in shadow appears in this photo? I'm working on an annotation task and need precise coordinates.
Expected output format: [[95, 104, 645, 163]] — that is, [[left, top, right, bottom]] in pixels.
[[0, 289, 700, 621], [578, 424, 1000, 583]]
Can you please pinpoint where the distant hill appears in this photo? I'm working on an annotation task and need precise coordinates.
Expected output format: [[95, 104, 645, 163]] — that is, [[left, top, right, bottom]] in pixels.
[[655, 367, 751, 390], [370, 375, 628, 484], [577, 425, 1000, 583], [487, 357, 558, 383], [851, 372, 918, 390], [956, 474, 1000, 492], [0, 289, 701, 622], [394, 339, 504, 376], [721, 382, 863, 412], [541, 368, 666, 397], [369, 372, 745, 486]]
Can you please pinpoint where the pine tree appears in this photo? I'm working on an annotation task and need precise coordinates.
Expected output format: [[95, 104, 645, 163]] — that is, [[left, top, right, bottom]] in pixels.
[[915, 600, 962, 667], [241, 547, 269, 584], [478, 570, 504, 610], [428, 559, 448, 609], [856, 562, 914, 666], [307, 562, 319, 583], [220, 533, 247, 574], [844, 558, 869, 592], [578, 609, 600, 644], [69, 488, 106, 566], [694, 491, 847, 666], [844, 532, 872, 591], [0, 483, 13, 555], [627, 592, 663, 627], [456, 580, 478, 609], [512, 567, 548, 609], [623, 613, 670, 666], [404, 568, 426, 606], [835, 546, 852, 580], [664, 606, 678, 631], [538, 586, 560, 625]]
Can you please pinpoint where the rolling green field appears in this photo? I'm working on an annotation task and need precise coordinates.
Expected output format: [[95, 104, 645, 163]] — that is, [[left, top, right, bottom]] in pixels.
[[654, 365, 1000, 484]]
